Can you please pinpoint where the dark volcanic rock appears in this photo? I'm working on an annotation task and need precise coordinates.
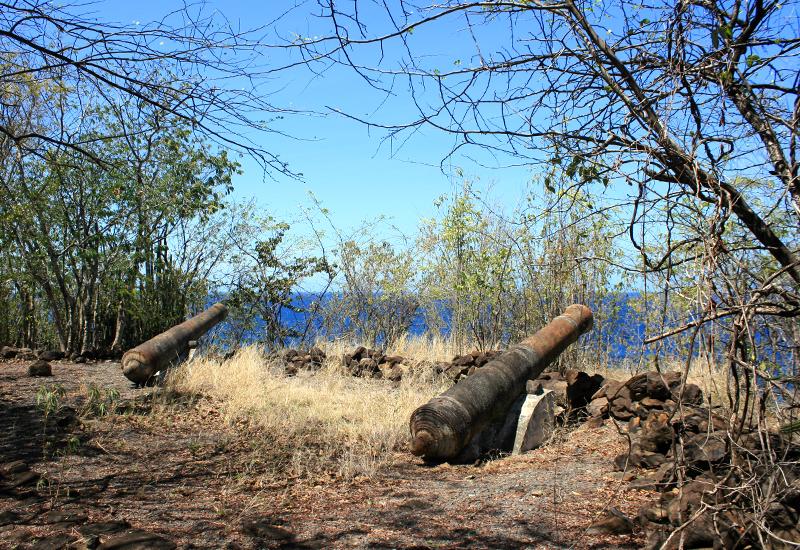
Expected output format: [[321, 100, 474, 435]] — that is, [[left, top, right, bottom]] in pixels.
[[75, 521, 133, 549], [242, 517, 294, 541], [673, 383, 704, 405], [78, 520, 132, 537], [30, 533, 77, 550], [683, 431, 727, 469], [638, 503, 669, 525], [527, 373, 568, 408], [385, 365, 405, 382], [609, 393, 635, 421], [646, 371, 682, 400], [37, 350, 64, 362], [565, 369, 604, 409], [629, 462, 676, 490], [639, 411, 673, 454], [625, 373, 649, 401], [592, 378, 624, 400], [665, 479, 717, 525], [351, 346, 367, 361], [451, 354, 474, 367], [446, 364, 472, 381], [97, 529, 176, 550], [586, 507, 635, 535], [1, 460, 29, 475], [27, 360, 52, 377], [614, 450, 639, 471], [587, 397, 608, 418], [43, 509, 88, 527], [639, 397, 666, 409], [16, 348, 37, 361], [0, 509, 20, 527]]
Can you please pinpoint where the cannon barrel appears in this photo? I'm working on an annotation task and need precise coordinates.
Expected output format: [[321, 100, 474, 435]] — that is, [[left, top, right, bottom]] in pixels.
[[122, 302, 228, 384], [409, 304, 593, 460]]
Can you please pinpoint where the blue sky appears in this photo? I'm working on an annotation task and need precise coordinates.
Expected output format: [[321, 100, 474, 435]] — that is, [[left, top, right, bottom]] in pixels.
[[96, 1, 539, 240], [85, 0, 796, 252]]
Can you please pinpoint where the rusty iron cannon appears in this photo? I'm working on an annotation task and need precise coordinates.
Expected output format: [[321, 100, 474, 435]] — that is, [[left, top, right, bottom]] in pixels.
[[409, 304, 593, 461], [122, 302, 228, 384]]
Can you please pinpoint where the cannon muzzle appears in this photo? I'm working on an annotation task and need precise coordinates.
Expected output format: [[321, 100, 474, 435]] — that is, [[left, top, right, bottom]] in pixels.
[[409, 304, 593, 460]]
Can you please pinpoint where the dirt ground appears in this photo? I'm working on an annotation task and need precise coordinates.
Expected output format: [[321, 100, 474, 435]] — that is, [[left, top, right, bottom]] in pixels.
[[0, 359, 656, 549]]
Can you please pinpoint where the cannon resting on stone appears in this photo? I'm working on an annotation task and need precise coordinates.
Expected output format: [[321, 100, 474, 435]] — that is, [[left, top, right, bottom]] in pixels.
[[122, 302, 228, 384], [409, 304, 593, 461]]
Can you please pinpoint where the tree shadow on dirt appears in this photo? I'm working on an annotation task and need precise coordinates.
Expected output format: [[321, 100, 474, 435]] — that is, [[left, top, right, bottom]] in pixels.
[[234, 496, 594, 550], [240, 515, 593, 550], [0, 400, 89, 466]]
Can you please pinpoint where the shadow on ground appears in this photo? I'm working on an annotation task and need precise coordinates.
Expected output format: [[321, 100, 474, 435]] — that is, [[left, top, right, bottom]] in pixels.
[[0, 400, 86, 466]]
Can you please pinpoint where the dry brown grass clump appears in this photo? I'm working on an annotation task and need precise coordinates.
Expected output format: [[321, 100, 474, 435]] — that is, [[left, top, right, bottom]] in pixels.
[[165, 346, 448, 480]]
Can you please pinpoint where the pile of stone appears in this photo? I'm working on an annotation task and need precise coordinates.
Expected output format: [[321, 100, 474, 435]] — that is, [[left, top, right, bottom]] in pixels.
[[341, 346, 410, 381], [580, 371, 712, 471], [37, 350, 65, 362], [527, 369, 606, 413], [587, 371, 704, 423], [631, 419, 800, 547], [1, 347, 60, 377], [436, 350, 504, 382], [580, 370, 800, 548], [1, 346, 39, 361], [280, 346, 508, 383], [27, 360, 52, 377], [280, 346, 410, 381], [0, 346, 101, 364], [281, 347, 326, 376]]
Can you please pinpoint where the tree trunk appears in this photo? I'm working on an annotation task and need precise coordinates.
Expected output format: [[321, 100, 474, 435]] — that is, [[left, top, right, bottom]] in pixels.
[[22, 288, 36, 348]]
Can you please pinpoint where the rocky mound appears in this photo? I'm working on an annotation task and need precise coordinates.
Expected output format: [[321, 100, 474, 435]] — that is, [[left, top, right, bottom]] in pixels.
[[27, 360, 52, 377], [527, 369, 606, 413], [277, 346, 505, 382], [435, 350, 505, 381], [0, 345, 108, 363], [574, 370, 800, 548], [281, 347, 327, 376], [1, 346, 39, 361]]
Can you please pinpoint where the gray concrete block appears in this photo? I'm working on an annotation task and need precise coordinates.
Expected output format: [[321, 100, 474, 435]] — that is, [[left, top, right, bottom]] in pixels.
[[512, 389, 556, 454]]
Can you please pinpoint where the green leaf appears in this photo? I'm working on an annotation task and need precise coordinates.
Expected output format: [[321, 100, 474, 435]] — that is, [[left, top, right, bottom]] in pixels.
[[746, 54, 761, 67]]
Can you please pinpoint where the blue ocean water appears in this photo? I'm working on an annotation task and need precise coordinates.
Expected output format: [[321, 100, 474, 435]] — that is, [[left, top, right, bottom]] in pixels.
[[211, 292, 651, 360], [207, 291, 794, 372]]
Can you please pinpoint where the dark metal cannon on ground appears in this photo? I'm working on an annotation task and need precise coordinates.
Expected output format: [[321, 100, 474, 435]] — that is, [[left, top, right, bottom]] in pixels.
[[409, 304, 593, 461], [122, 302, 228, 384]]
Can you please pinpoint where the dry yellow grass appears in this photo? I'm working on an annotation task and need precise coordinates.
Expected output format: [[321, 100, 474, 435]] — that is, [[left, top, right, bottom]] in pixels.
[[165, 345, 449, 480], [164, 335, 731, 482]]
